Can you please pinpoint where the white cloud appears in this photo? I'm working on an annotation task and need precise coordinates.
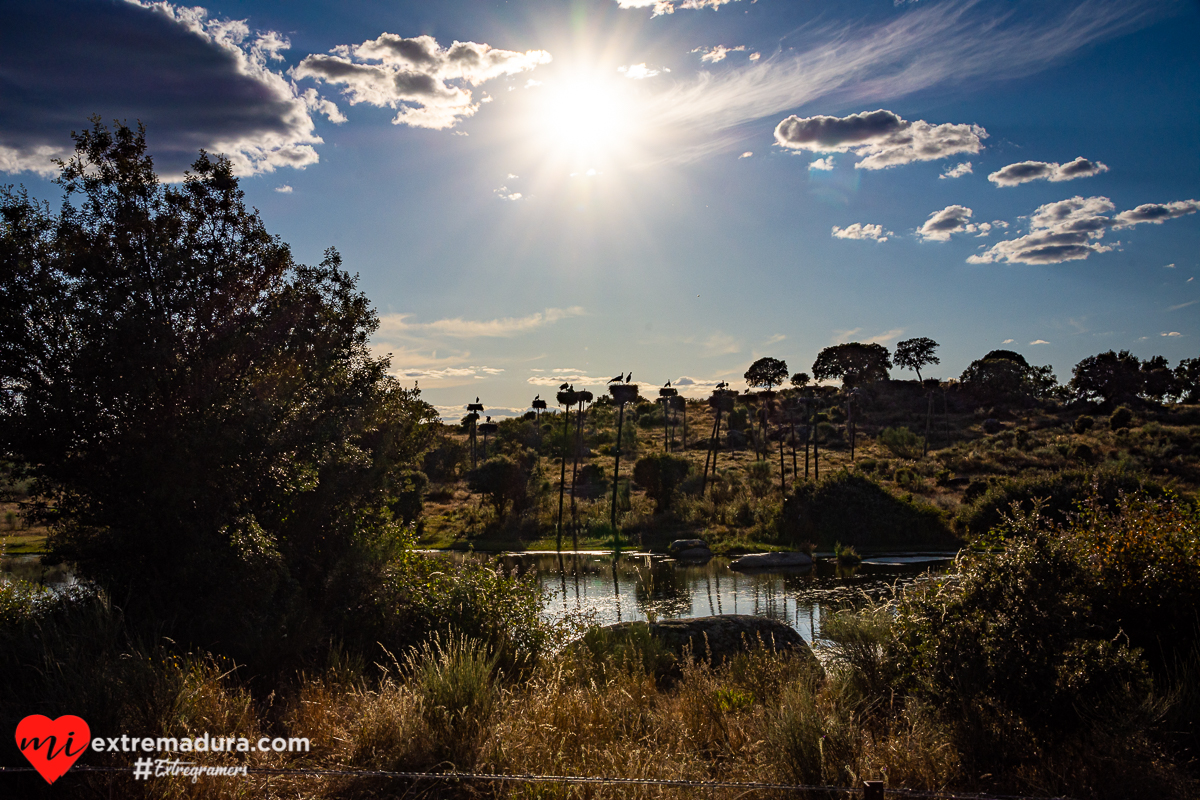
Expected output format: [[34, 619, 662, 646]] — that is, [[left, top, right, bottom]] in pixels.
[[1162, 331, 1182, 337], [619, 63, 661, 79], [969, 195, 1115, 265], [775, 109, 986, 170], [494, 186, 522, 200], [809, 156, 835, 171], [1169, 300, 1197, 311], [1112, 200, 1200, 228], [1002, 339, 1015, 344], [696, 45, 745, 64], [748, 52, 761, 61], [918, 205, 989, 241], [970, 194, 1199, 265], [1029, 339, 1050, 345], [739, 151, 753, 159], [1164, 263, 1176, 268], [0, 0, 332, 178], [619, 0, 741, 16], [274, 185, 293, 193], [294, 33, 551, 130], [527, 371, 610, 387], [988, 156, 1109, 187], [940, 161, 973, 179], [832, 223, 892, 243]]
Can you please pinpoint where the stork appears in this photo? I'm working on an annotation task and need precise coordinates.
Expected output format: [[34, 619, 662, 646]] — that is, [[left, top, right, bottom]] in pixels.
[[607, 373, 623, 384]]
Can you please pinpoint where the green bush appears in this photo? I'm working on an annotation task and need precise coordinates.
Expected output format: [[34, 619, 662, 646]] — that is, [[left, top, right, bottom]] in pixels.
[[1073, 414, 1095, 434], [746, 460, 775, 497], [878, 426, 923, 459], [1110, 405, 1134, 431], [781, 470, 954, 548], [631, 453, 692, 513], [467, 456, 529, 521], [954, 468, 1167, 537], [891, 531, 1153, 746]]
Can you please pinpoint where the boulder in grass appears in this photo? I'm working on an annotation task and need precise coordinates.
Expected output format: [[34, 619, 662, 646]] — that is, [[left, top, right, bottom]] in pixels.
[[729, 551, 813, 571], [587, 614, 816, 669]]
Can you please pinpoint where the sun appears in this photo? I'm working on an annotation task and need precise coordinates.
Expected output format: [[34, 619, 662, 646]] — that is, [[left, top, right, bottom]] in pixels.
[[527, 70, 645, 171]]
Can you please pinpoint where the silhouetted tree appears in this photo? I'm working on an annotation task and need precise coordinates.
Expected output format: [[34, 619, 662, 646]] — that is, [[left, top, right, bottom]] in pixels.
[[812, 342, 892, 387], [0, 120, 437, 646], [894, 337, 940, 383], [1070, 350, 1144, 405], [1176, 358, 1200, 403]]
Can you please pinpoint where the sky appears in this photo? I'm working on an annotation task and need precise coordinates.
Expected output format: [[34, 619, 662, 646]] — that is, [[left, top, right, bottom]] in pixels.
[[2, 0, 1199, 420]]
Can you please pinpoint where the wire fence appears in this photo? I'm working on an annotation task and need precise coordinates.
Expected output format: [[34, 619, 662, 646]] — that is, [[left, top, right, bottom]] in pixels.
[[0, 764, 1077, 800]]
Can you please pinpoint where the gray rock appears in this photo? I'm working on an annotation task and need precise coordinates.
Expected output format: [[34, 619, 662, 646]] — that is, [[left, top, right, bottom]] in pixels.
[[730, 551, 813, 571], [668, 538, 708, 555], [591, 614, 814, 667], [673, 547, 713, 562]]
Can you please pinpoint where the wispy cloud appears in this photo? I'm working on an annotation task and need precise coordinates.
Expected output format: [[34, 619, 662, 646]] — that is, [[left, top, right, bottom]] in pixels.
[[1168, 300, 1197, 312], [703, 332, 742, 356], [378, 307, 585, 339], [866, 328, 906, 344], [635, 1, 1157, 162], [1029, 339, 1050, 345]]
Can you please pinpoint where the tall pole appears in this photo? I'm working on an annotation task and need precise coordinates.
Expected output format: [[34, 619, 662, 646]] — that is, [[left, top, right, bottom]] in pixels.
[[924, 390, 933, 458], [610, 401, 625, 541], [812, 398, 820, 482]]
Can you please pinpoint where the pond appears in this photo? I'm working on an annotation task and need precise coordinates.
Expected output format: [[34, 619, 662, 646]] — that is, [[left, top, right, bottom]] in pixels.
[[1, 550, 959, 644], [437, 550, 958, 643]]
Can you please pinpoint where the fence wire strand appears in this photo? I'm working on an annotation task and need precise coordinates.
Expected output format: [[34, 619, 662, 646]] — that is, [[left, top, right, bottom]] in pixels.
[[0, 764, 1076, 800]]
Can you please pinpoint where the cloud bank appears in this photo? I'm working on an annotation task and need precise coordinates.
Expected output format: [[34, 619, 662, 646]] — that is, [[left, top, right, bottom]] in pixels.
[[988, 156, 1109, 186], [0, 0, 333, 178], [775, 109, 985, 169], [294, 33, 550, 130]]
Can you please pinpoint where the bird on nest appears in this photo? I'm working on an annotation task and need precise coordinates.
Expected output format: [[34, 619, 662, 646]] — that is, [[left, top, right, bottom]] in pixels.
[[607, 372, 624, 384]]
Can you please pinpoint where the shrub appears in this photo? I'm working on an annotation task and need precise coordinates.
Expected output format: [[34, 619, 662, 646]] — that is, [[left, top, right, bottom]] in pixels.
[[954, 468, 1167, 537], [746, 460, 775, 497], [1110, 405, 1134, 431], [423, 438, 468, 483], [631, 453, 692, 513], [781, 470, 954, 548], [878, 426, 923, 458], [1073, 414, 1095, 434], [467, 456, 529, 521]]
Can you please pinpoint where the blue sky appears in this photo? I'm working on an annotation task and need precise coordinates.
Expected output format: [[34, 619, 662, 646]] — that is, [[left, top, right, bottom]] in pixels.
[[3, 0, 1198, 419]]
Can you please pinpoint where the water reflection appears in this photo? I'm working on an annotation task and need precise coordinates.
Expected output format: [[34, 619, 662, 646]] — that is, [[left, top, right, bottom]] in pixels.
[[449, 551, 953, 643]]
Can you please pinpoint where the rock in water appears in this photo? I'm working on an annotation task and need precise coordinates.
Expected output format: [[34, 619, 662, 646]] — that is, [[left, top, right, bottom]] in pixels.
[[668, 538, 713, 561], [730, 551, 813, 571], [591, 615, 814, 667]]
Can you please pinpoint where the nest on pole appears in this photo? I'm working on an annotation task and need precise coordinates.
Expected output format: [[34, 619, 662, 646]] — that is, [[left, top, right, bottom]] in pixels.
[[708, 389, 737, 413], [609, 383, 639, 405]]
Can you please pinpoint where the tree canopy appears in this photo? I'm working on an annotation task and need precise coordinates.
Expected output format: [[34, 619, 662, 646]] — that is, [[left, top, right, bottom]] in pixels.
[[745, 357, 788, 391], [0, 121, 436, 650], [812, 343, 892, 387], [1070, 350, 1147, 405], [894, 337, 940, 383]]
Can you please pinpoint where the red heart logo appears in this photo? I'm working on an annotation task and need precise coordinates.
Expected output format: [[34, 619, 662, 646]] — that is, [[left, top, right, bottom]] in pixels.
[[15, 715, 91, 784]]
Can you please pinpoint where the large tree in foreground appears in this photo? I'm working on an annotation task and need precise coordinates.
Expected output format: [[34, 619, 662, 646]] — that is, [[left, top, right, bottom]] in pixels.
[[0, 121, 436, 649]]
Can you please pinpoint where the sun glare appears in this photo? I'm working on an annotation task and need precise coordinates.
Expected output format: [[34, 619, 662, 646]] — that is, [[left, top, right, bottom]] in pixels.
[[530, 71, 644, 171]]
